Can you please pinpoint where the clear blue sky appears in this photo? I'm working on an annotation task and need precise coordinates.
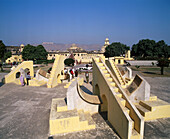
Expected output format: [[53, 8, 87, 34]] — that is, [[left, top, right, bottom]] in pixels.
[[0, 0, 170, 47]]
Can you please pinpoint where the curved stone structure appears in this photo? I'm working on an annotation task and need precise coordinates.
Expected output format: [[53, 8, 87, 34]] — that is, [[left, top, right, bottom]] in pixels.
[[77, 83, 101, 105], [67, 78, 100, 114]]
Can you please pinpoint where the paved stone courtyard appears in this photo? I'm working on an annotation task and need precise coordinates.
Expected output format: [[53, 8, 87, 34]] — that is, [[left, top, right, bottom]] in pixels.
[[0, 73, 170, 139]]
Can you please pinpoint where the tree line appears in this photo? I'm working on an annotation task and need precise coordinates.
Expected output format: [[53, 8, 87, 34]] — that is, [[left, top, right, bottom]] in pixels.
[[0, 40, 47, 62], [104, 39, 170, 59], [131, 39, 170, 59]]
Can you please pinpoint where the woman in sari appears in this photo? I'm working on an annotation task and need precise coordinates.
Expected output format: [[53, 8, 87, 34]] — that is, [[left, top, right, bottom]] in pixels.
[[20, 74, 24, 86]]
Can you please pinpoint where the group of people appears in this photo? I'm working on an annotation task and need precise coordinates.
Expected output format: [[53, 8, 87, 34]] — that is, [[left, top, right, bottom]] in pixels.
[[62, 67, 90, 83], [19, 68, 31, 86], [63, 68, 79, 82]]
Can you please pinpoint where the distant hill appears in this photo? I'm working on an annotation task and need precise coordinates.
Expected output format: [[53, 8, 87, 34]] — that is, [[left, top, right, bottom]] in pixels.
[[39, 43, 102, 51]]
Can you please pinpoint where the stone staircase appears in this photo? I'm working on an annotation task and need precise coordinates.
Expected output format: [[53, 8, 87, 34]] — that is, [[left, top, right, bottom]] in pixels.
[[95, 58, 142, 139], [109, 60, 126, 87], [125, 77, 133, 86], [49, 98, 96, 136], [135, 95, 170, 121], [64, 78, 75, 88]]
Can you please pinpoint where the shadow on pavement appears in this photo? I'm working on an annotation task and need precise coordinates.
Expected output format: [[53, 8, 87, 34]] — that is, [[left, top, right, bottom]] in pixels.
[[0, 78, 5, 87], [143, 72, 156, 75], [80, 85, 93, 95]]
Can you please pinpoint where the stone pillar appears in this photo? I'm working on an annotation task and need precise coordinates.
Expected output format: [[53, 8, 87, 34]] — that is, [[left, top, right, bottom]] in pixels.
[[115, 59, 118, 64], [128, 50, 131, 59], [120, 59, 124, 65]]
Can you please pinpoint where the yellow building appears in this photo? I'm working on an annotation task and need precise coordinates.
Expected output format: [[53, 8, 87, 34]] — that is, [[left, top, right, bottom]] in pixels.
[[5, 44, 24, 63], [47, 44, 103, 64], [48, 52, 103, 64], [5, 55, 23, 63]]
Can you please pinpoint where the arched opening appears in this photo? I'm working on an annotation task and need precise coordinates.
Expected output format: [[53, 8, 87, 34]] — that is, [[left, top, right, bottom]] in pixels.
[[94, 84, 100, 95], [16, 72, 20, 78], [118, 59, 120, 64]]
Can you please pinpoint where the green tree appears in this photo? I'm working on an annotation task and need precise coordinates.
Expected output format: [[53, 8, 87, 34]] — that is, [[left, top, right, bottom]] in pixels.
[[131, 39, 156, 58], [64, 58, 75, 66], [157, 58, 170, 75], [4, 51, 12, 60], [104, 42, 129, 58], [162, 43, 170, 58], [35, 45, 47, 60], [22, 44, 36, 60], [22, 44, 47, 61], [131, 39, 170, 59], [153, 40, 164, 57], [0, 40, 6, 61]]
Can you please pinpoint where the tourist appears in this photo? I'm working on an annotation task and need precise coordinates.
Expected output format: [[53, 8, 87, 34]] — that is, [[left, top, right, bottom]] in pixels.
[[75, 70, 78, 77], [68, 69, 72, 80], [70, 69, 74, 79], [20, 74, 25, 86], [67, 73, 70, 82], [72, 68, 75, 78], [85, 71, 89, 83], [26, 71, 31, 85]]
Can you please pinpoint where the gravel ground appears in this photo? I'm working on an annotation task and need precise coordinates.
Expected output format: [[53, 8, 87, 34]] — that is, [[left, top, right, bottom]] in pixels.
[[0, 71, 170, 139]]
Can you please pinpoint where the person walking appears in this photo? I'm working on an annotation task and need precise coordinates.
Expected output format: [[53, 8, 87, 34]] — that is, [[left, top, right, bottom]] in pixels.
[[85, 71, 89, 83], [75, 70, 78, 77], [20, 74, 25, 86], [19, 68, 25, 86], [26, 71, 31, 85], [70, 69, 74, 79]]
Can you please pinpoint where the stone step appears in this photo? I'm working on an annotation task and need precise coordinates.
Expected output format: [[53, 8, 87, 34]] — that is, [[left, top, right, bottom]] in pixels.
[[119, 98, 126, 106], [149, 95, 157, 101], [107, 77, 113, 82], [100, 66, 106, 70], [56, 98, 67, 112], [139, 99, 169, 111], [84, 112, 96, 128], [95, 58, 100, 62], [104, 73, 110, 77], [50, 109, 78, 120], [98, 63, 104, 66], [135, 104, 150, 117], [113, 87, 119, 92], [137, 99, 170, 121], [124, 107, 130, 115], [78, 110, 89, 128], [78, 110, 86, 121], [115, 92, 122, 98], [102, 69, 108, 73], [110, 82, 116, 87]]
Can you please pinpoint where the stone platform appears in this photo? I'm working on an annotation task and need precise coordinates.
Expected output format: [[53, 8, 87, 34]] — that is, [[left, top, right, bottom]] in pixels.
[[0, 73, 170, 139]]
